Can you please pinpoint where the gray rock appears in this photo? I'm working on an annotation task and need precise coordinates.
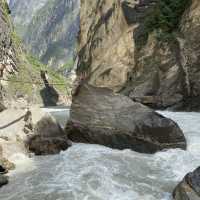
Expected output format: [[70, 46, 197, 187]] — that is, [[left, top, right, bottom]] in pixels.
[[0, 175, 8, 188], [0, 102, 6, 112], [66, 84, 186, 153], [173, 167, 200, 200], [26, 115, 70, 155], [0, 165, 7, 174]]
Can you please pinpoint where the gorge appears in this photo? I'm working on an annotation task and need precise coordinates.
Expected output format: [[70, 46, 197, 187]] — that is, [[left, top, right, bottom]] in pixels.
[[1, 0, 200, 200]]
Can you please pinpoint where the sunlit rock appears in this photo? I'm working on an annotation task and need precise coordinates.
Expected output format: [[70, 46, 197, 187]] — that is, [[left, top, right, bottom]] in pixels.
[[66, 84, 186, 153]]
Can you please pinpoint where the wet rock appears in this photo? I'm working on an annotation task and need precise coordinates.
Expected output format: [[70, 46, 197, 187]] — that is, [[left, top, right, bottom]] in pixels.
[[0, 175, 8, 187], [27, 115, 70, 155], [173, 167, 200, 200], [0, 101, 6, 112], [0, 158, 15, 171], [0, 165, 7, 174], [66, 84, 186, 153], [27, 136, 70, 156], [0, 145, 15, 171]]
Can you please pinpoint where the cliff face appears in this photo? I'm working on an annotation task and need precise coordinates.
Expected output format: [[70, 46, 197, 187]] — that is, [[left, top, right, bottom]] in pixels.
[[0, 0, 69, 108], [78, 0, 200, 110], [10, 0, 80, 69], [0, 0, 17, 110]]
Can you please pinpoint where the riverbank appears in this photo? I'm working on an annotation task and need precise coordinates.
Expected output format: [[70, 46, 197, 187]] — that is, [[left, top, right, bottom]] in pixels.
[[0, 111, 199, 200], [0, 104, 69, 166]]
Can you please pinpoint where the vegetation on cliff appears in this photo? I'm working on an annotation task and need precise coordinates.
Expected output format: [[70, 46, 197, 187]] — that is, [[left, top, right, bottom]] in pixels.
[[2, 12, 69, 103], [136, 0, 191, 47], [0, 0, 72, 104]]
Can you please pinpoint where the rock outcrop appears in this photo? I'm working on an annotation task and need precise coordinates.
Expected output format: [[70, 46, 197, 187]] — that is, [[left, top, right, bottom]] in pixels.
[[0, 145, 15, 171], [77, 0, 200, 110], [173, 167, 200, 200], [0, 0, 17, 110], [27, 115, 70, 155], [66, 84, 186, 153]]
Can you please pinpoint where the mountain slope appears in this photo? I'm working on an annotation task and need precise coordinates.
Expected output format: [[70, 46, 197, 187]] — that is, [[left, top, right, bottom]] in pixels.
[[9, 0, 49, 37], [10, 0, 80, 70], [0, 0, 69, 107]]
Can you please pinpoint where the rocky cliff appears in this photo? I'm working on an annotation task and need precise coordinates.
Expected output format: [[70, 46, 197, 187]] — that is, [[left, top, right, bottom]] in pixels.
[[0, 0, 69, 108], [0, 0, 17, 110], [78, 0, 200, 110], [10, 0, 80, 70]]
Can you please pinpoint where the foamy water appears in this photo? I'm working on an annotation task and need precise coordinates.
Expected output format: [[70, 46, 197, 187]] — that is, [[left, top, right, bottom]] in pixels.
[[0, 110, 200, 200]]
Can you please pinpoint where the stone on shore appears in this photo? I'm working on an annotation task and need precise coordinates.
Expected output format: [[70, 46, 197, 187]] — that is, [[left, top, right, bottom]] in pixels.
[[66, 84, 186, 153], [0, 145, 15, 171], [27, 115, 70, 155]]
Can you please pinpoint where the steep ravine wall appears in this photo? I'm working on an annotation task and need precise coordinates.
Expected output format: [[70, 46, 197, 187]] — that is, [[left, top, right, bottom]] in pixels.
[[78, 0, 200, 110], [0, 0, 70, 108], [0, 0, 17, 110]]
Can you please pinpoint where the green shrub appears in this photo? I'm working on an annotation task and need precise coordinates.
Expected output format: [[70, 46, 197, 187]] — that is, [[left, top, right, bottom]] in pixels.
[[146, 0, 191, 32], [136, 0, 191, 47]]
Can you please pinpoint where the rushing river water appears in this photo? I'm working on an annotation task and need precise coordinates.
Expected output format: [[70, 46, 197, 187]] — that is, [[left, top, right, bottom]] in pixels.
[[0, 110, 200, 200]]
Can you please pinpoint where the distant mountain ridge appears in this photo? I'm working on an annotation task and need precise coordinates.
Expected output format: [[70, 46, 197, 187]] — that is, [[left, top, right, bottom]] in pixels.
[[9, 0, 80, 70], [9, 0, 49, 37]]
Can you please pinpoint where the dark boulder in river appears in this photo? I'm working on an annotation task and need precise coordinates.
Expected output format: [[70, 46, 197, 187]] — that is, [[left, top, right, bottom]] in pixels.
[[27, 115, 70, 155], [173, 167, 200, 200], [0, 165, 7, 174], [0, 101, 6, 112], [0, 175, 8, 187], [0, 165, 8, 187], [66, 84, 186, 153]]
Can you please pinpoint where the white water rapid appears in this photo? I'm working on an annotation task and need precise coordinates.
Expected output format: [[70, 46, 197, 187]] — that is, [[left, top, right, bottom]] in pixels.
[[0, 110, 200, 200]]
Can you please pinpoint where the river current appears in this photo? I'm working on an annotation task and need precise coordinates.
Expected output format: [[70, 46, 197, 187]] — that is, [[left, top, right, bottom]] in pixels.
[[0, 110, 200, 200]]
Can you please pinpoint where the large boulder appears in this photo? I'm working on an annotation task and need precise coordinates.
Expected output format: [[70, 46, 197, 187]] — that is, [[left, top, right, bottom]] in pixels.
[[26, 115, 70, 155], [0, 146, 9, 188], [0, 145, 15, 171], [173, 167, 200, 200], [66, 84, 186, 153]]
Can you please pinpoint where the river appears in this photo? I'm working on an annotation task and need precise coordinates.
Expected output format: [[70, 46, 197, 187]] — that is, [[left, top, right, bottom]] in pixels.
[[0, 110, 200, 200]]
